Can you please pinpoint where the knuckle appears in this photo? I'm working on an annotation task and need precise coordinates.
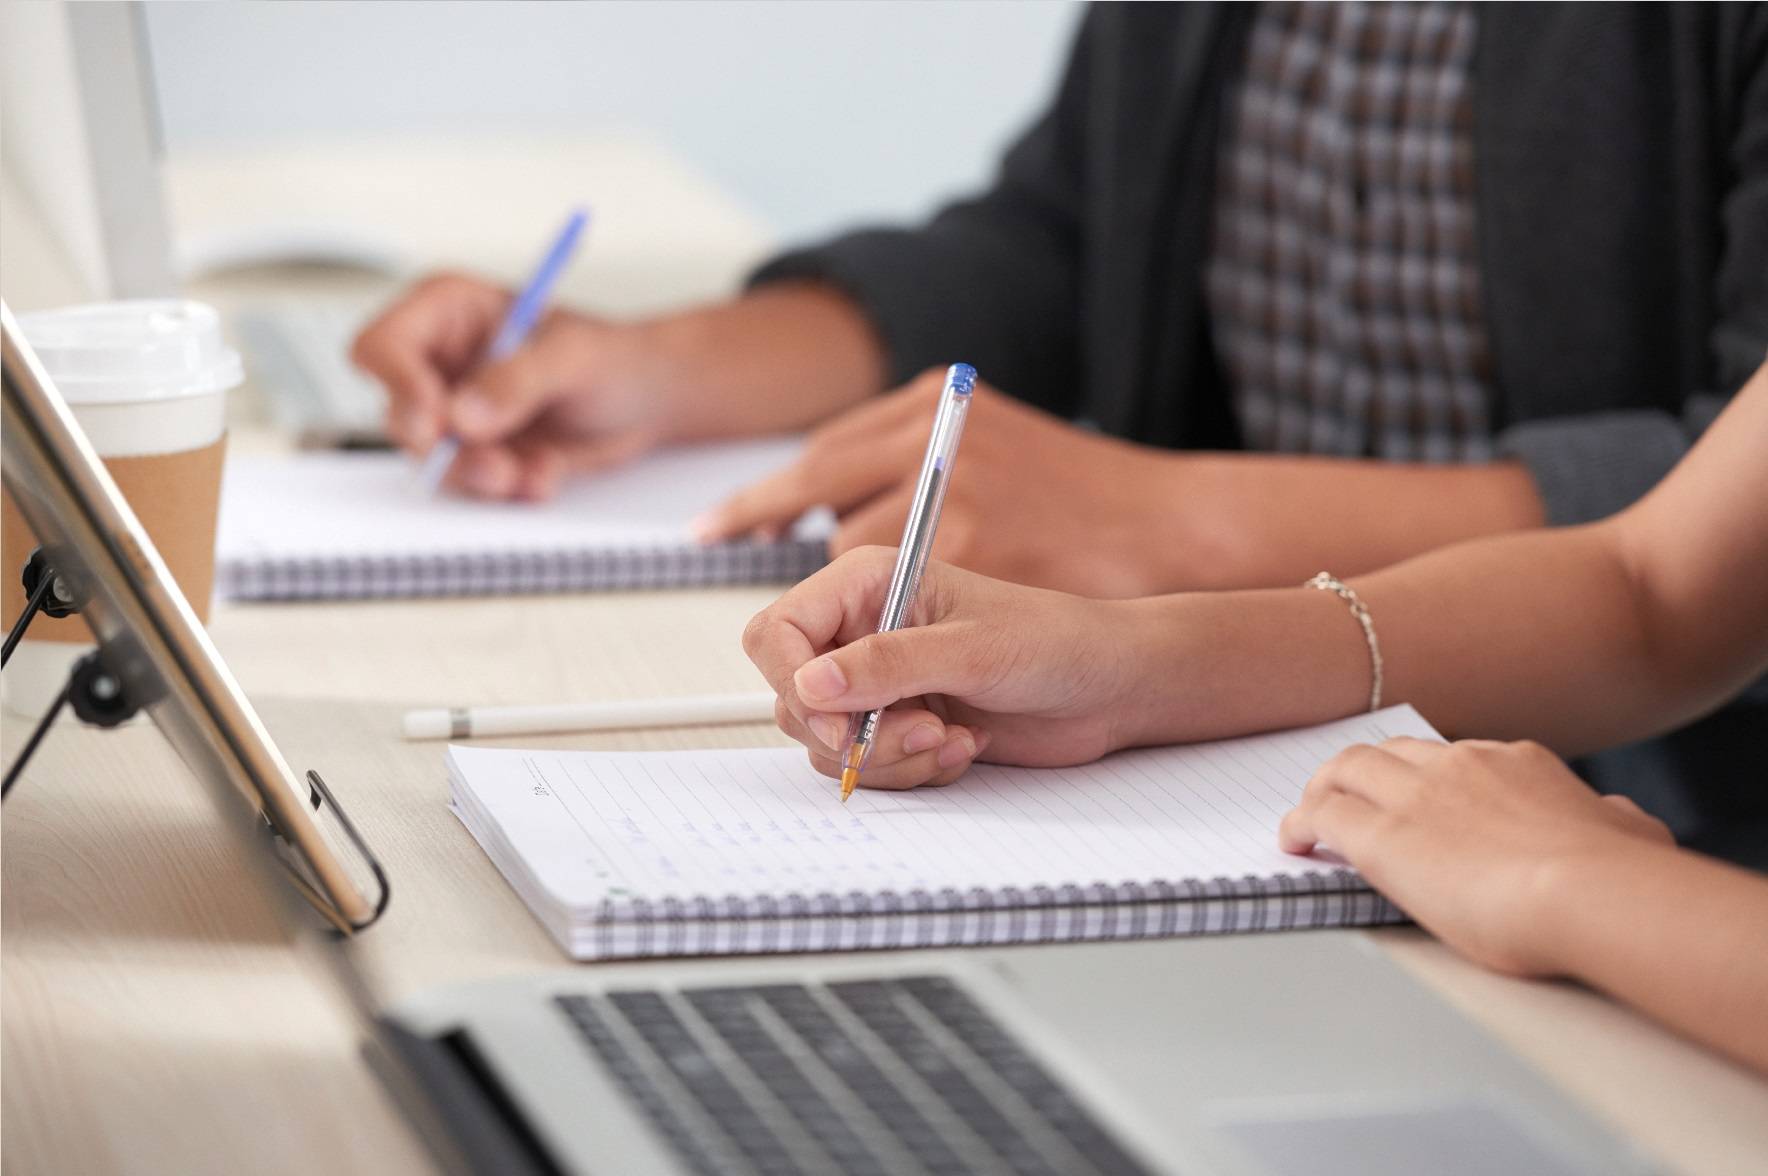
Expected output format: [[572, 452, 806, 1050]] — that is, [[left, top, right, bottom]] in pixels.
[[740, 610, 772, 658], [1367, 806, 1405, 839], [1303, 763, 1342, 798], [422, 269, 476, 296], [1335, 744, 1379, 773], [840, 545, 893, 574], [828, 526, 861, 557], [1513, 739, 1555, 764], [482, 350, 534, 393], [1442, 740, 1482, 766], [347, 328, 377, 368], [781, 455, 822, 501], [805, 411, 846, 448]]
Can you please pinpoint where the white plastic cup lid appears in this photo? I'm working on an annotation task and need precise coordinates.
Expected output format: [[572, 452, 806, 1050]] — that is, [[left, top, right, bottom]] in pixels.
[[17, 299, 243, 404]]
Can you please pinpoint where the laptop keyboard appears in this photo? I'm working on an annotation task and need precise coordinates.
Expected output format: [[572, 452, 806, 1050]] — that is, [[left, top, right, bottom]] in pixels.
[[556, 976, 1153, 1176]]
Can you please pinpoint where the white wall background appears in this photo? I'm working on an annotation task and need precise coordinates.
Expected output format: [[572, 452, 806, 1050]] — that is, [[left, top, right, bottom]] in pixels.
[[142, 1, 1083, 248]]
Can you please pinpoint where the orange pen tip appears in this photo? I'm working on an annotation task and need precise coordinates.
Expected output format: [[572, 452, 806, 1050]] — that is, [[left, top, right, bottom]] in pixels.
[[840, 766, 859, 802]]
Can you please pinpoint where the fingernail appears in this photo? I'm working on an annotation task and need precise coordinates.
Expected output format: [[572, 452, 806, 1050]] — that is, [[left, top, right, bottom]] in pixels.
[[808, 714, 844, 751], [937, 731, 976, 770], [795, 656, 847, 703], [453, 387, 494, 434], [902, 723, 942, 755]]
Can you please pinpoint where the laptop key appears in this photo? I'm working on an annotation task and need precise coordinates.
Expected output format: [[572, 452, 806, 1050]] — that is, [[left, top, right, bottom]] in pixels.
[[555, 995, 726, 1176], [830, 981, 1067, 1176], [757, 984, 974, 1175], [686, 987, 892, 1176], [898, 978, 1151, 1176], [606, 991, 806, 1176]]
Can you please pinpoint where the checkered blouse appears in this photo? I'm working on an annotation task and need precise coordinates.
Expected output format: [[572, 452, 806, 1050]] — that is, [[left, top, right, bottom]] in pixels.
[[1207, 1, 1496, 462]]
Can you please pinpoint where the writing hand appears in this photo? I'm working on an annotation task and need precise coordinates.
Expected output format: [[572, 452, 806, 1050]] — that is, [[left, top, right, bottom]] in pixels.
[[743, 548, 1140, 790]]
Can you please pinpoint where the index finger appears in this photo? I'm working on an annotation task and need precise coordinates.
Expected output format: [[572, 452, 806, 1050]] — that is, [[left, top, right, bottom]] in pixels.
[[1304, 742, 1423, 809], [1376, 735, 1450, 765], [741, 547, 900, 702], [696, 430, 909, 542], [351, 275, 509, 449]]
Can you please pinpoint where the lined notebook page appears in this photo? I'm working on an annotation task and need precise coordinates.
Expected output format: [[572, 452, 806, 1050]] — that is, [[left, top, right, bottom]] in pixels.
[[448, 705, 1440, 912], [218, 436, 820, 560]]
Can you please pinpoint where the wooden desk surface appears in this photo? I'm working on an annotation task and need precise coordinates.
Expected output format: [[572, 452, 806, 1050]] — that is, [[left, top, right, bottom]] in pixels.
[[6, 587, 1768, 1175]]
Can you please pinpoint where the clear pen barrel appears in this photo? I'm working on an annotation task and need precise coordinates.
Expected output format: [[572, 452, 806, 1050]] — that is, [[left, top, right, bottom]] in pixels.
[[875, 369, 973, 634], [843, 364, 975, 768]]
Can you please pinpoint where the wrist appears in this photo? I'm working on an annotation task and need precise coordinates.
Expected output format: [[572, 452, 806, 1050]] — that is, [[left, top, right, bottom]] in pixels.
[[638, 282, 887, 440], [1095, 594, 1205, 750], [1518, 836, 1662, 977], [1131, 453, 1257, 593], [1087, 447, 1222, 597], [1099, 585, 1376, 751]]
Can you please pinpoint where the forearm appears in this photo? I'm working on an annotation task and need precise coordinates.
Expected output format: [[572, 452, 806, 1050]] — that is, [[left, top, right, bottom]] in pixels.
[[1539, 843, 1768, 1076], [638, 282, 888, 440], [1131, 371, 1768, 749], [1112, 524, 1691, 755], [1163, 453, 1545, 591]]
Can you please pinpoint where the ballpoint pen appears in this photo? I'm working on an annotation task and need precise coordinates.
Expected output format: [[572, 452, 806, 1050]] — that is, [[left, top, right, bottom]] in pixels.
[[839, 362, 976, 802], [417, 206, 590, 494]]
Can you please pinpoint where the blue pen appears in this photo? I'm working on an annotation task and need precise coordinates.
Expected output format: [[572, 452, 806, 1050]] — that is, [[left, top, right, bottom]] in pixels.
[[418, 206, 590, 493]]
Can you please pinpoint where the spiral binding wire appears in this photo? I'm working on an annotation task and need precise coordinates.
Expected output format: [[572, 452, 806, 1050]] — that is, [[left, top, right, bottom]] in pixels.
[[579, 869, 1402, 960], [216, 539, 832, 601]]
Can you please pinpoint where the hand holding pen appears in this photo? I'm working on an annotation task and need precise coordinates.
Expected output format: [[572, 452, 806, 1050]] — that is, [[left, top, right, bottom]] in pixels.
[[741, 543, 1139, 795], [414, 207, 591, 494]]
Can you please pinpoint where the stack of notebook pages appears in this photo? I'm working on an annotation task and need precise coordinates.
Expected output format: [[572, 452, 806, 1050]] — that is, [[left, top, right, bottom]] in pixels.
[[448, 706, 1438, 960]]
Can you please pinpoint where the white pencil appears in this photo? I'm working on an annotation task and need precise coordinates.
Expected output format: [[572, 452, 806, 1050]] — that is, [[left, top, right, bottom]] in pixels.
[[401, 691, 779, 741]]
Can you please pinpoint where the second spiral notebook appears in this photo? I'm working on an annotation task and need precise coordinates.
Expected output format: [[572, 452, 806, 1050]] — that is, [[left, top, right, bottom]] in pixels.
[[447, 705, 1440, 960], [215, 437, 829, 600]]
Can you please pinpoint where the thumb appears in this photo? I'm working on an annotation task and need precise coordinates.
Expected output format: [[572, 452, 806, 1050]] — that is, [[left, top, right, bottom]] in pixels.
[[793, 623, 1001, 712]]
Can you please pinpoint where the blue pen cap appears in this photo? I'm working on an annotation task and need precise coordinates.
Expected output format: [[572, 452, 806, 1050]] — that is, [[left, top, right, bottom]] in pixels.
[[946, 363, 977, 396]]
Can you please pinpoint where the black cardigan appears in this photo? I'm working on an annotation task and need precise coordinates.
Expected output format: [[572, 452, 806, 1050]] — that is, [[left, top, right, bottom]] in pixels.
[[757, 2, 1768, 527]]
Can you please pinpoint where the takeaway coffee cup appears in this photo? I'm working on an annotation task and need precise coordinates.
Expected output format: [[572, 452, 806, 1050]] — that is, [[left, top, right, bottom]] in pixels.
[[2, 301, 240, 717]]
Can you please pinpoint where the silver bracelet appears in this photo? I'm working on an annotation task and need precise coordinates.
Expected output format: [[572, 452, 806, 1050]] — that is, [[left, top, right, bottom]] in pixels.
[[1304, 572, 1383, 712]]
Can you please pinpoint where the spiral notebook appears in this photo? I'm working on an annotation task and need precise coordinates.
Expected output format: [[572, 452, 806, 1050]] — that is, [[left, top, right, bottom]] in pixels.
[[447, 705, 1438, 960], [214, 437, 829, 600]]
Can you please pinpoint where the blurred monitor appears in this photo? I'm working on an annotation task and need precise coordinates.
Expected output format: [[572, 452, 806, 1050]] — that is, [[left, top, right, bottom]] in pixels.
[[0, 0, 176, 305]]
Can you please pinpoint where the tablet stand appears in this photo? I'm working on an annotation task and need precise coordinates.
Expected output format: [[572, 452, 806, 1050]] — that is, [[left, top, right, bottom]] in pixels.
[[2, 546, 155, 798], [0, 545, 391, 926], [1, 547, 83, 666]]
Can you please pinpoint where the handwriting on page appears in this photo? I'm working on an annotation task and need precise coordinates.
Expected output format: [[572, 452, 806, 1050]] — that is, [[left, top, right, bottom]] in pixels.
[[451, 707, 1442, 908]]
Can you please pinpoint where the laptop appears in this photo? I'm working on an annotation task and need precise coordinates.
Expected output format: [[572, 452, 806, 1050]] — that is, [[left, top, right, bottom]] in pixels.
[[1, 302, 1656, 1176]]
